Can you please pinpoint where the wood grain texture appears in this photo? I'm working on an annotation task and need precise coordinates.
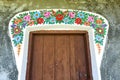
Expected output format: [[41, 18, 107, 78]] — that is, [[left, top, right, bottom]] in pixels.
[[26, 34, 43, 80], [54, 35, 70, 80], [43, 35, 55, 80], [69, 35, 77, 80], [26, 30, 92, 80]]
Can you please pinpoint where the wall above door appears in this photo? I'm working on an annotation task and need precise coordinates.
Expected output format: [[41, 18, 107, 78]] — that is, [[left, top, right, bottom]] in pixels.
[[9, 9, 109, 80]]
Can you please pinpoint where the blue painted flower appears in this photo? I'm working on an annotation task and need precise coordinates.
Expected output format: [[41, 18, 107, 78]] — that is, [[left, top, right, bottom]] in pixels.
[[13, 35, 22, 45], [91, 23, 96, 28], [49, 17, 56, 24], [22, 21, 27, 28], [33, 11, 41, 19], [63, 17, 70, 24], [102, 23, 107, 28], [11, 24, 16, 28], [77, 12, 85, 18], [95, 35, 103, 41]]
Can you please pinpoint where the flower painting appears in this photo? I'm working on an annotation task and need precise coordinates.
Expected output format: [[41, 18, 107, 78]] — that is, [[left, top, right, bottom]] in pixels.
[[10, 9, 108, 55]]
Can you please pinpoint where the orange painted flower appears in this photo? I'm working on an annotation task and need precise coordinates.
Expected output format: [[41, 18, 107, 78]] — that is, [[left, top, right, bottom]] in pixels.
[[96, 19, 102, 24], [14, 27, 21, 34], [63, 11, 68, 16], [14, 19, 22, 24], [17, 44, 21, 56], [28, 20, 34, 26], [52, 10, 56, 16], [84, 22, 90, 26], [96, 43, 101, 54]]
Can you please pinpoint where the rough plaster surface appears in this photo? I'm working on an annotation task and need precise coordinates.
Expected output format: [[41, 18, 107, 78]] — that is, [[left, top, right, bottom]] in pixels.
[[0, 0, 120, 80]]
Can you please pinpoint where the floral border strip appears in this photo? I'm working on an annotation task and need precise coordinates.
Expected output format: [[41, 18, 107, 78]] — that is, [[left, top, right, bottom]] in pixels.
[[9, 9, 108, 56]]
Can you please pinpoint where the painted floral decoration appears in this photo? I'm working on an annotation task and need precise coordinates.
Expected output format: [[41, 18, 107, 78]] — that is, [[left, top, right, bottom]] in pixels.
[[10, 10, 107, 50]]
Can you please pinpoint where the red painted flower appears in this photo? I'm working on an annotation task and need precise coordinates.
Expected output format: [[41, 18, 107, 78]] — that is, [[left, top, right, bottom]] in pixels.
[[37, 18, 44, 24], [56, 14, 64, 21], [96, 27, 104, 34], [14, 27, 21, 34], [75, 18, 82, 24]]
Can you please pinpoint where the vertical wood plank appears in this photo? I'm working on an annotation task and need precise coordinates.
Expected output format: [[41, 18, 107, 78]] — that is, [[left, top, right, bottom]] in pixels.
[[74, 34, 87, 80], [30, 34, 43, 80], [63, 35, 70, 80], [69, 35, 77, 80], [55, 35, 70, 80], [43, 35, 55, 80]]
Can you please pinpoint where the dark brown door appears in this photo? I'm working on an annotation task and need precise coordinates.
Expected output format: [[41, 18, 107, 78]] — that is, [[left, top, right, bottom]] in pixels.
[[26, 30, 93, 80]]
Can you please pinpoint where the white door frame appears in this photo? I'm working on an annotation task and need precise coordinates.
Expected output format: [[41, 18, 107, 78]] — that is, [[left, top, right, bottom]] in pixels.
[[19, 25, 101, 80]]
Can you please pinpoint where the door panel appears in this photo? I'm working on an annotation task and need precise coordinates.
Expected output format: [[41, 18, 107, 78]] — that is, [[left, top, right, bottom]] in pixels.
[[55, 35, 70, 80], [28, 35, 43, 80], [69, 35, 77, 80], [43, 35, 55, 80], [26, 31, 92, 80], [69, 35, 88, 80], [74, 35, 88, 80]]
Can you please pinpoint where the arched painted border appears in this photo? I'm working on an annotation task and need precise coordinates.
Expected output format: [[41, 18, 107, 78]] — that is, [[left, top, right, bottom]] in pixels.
[[9, 9, 109, 78]]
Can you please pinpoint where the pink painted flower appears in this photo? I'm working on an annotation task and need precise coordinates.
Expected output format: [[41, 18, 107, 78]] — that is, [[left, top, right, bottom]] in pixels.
[[44, 12, 51, 18], [69, 12, 75, 18], [24, 15, 31, 21], [88, 16, 94, 22]]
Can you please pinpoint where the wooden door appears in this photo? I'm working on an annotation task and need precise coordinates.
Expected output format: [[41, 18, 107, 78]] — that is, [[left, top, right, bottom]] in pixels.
[[26, 30, 93, 80]]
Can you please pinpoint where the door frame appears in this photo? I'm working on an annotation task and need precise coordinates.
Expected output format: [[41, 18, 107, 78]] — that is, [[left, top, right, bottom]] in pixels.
[[26, 30, 93, 80], [18, 25, 100, 80]]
